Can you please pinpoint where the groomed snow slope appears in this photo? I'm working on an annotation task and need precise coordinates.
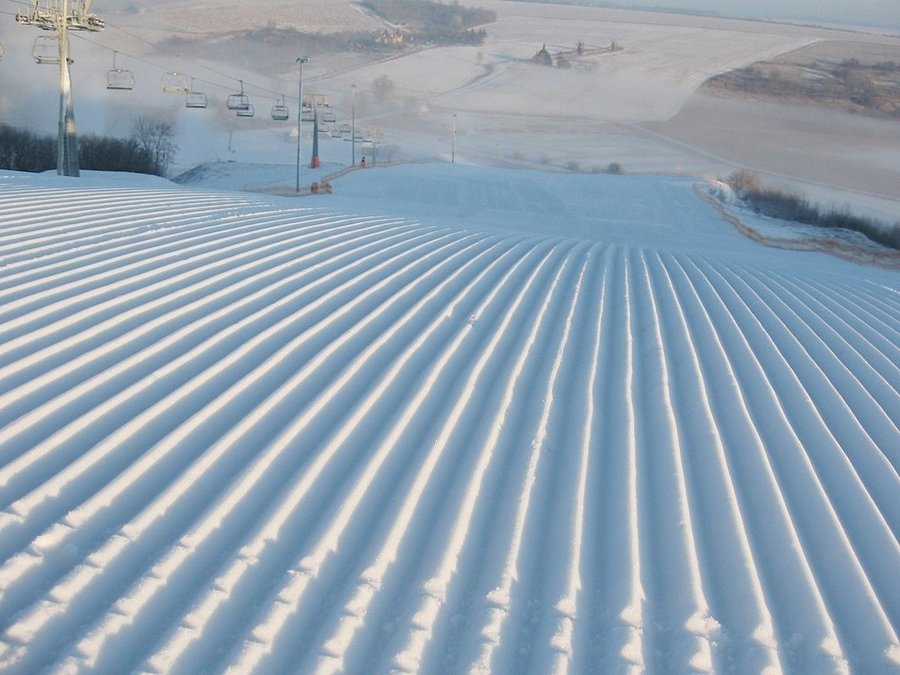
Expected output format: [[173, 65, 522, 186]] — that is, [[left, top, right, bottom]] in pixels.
[[0, 168, 898, 674]]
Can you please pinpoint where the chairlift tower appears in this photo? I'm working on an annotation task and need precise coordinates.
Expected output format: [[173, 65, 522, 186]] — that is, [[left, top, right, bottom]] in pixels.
[[295, 56, 309, 193], [16, 0, 104, 177]]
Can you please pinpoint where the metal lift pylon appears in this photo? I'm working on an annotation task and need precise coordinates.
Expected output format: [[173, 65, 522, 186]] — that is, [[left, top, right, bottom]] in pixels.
[[310, 110, 320, 169], [16, 0, 104, 177]]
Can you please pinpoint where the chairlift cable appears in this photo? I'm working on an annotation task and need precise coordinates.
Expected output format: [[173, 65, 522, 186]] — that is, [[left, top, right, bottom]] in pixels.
[[5, 0, 316, 106], [68, 28, 296, 103], [5, 0, 338, 116], [99, 19, 291, 99], [67, 31, 276, 101]]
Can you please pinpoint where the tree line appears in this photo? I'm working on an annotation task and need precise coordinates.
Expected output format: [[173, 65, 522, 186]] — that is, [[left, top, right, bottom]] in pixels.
[[708, 59, 900, 118], [361, 0, 494, 44], [0, 117, 177, 176], [728, 169, 900, 250]]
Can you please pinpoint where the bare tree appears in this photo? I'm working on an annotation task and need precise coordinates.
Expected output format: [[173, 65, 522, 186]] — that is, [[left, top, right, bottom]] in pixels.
[[727, 168, 762, 196], [131, 116, 178, 176], [371, 74, 395, 102]]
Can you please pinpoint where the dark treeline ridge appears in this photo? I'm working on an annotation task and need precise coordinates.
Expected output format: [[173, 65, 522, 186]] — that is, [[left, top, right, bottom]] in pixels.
[[728, 169, 900, 250], [160, 0, 495, 61], [0, 124, 159, 175], [162, 23, 485, 66], [161, 27, 396, 61], [708, 58, 900, 118], [361, 0, 494, 43]]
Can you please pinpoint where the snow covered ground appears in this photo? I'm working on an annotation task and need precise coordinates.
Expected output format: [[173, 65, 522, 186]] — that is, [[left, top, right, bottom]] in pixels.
[[0, 163, 898, 674], [1, 2, 899, 671]]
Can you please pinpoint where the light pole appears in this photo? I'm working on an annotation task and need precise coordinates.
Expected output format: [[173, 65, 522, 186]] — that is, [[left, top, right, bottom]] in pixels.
[[351, 83, 357, 167], [451, 113, 457, 164], [295, 55, 309, 193]]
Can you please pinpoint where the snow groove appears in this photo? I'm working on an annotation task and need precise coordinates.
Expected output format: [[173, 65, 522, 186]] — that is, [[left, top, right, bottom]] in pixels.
[[146, 238, 530, 675], [0, 178, 897, 674]]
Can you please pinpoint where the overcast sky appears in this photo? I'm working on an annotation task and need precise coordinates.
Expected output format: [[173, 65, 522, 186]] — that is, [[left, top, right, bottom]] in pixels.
[[600, 0, 900, 30]]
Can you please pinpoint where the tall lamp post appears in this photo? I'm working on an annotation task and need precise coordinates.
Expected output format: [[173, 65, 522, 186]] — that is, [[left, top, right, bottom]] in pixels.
[[351, 83, 358, 167], [295, 55, 309, 193]]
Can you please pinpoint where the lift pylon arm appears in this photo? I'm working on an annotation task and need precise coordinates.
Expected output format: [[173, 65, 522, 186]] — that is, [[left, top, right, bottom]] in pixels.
[[16, 1, 104, 32]]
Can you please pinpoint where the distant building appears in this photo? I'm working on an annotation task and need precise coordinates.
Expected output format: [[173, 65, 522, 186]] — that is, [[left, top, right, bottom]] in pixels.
[[533, 43, 553, 66], [377, 29, 408, 46]]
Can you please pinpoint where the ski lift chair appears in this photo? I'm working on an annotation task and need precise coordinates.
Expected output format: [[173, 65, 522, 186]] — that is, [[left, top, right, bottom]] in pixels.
[[271, 95, 289, 121], [161, 71, 190, 93], [33, 35, 60, 64], [107, 52, 135, 90], [236, 104, 255, 118], [185, 79, 208, 108], [185, 90, 208, 109], [227, 80, 251, 111]]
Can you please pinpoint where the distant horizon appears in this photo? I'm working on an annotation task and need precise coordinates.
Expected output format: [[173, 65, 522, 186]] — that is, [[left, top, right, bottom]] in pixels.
[[524, 0, 900, 31]]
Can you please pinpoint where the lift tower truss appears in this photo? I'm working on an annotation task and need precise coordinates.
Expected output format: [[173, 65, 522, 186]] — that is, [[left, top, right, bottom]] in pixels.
[[16, 1, 105, 177]]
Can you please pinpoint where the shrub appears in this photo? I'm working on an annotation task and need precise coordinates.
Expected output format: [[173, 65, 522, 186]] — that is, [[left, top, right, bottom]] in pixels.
[[727, 168, 762, 195], [371, 74, 395, 101], [725, 169, 900, 250]]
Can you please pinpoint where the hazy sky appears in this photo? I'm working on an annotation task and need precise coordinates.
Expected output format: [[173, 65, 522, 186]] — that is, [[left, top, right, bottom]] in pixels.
[[599, 0, 900, 30]]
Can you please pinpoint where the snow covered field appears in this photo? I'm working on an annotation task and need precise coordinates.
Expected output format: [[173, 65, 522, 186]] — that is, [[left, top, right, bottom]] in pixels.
[[108, 0, 384, 35], [3, 0, 899, 223], [0, 164, 898, 674]]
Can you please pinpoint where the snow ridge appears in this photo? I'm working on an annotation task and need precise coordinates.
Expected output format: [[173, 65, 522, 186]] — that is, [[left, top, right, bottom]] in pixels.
[[0, 178, 898, 674]]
